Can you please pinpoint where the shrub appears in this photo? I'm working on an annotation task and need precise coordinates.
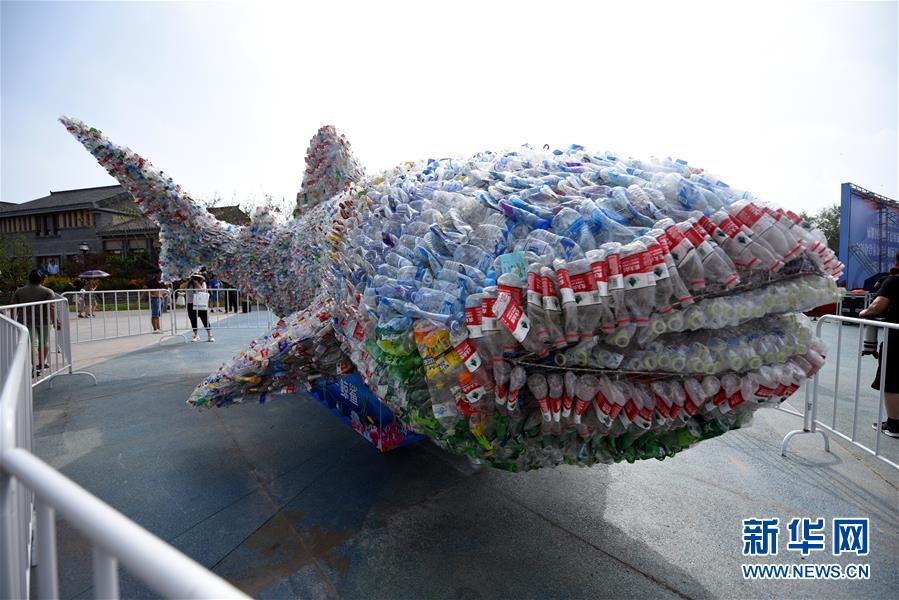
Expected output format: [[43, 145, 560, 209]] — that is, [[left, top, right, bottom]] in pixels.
[[43, 275, 74, 293]]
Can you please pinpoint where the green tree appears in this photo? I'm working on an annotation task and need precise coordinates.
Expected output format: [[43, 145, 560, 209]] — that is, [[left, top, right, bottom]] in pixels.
[[0, 234, 33, 292], [806, 204, 840, 253]]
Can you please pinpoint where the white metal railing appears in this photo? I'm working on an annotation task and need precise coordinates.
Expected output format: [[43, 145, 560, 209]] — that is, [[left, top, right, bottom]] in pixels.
[[0, 313, 249, 599], [0, 314, 34, 599], [59, 288, 274, 345], [0, 298, 97, 388], [169, 288, 274, 342], [62, 288, 174, 344], [782, 314, 899, 470]]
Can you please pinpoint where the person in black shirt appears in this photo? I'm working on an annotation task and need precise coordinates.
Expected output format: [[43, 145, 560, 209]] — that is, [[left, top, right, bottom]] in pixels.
[[860, 274, 899, 437]]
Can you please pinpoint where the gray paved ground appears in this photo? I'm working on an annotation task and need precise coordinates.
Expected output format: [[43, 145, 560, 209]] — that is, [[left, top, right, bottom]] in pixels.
[[32, 323, 899, 599]]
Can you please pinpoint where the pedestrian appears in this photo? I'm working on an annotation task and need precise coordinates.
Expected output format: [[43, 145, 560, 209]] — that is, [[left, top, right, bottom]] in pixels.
[[226, 284, 239, 313], [45, 258, 60, 275], [84, 279, 97, 317], [73, 277, 86, 317], [860, 268, 899, 438], [207, 273, 222, 312], [180, 273, 214, 342], [146, 268, 165, 333], [11, 269, 61, 372]]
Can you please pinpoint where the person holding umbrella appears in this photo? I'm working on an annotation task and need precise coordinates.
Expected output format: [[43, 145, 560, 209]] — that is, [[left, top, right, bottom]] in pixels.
[[77, 270, 109, 318]]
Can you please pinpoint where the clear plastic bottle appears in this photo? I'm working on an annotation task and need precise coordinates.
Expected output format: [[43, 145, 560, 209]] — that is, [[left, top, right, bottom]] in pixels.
[[567, 257, 603, 340], [618, 240, 656, 326], [479, 287, 504, 367], [493, 360, 512, 407], [600, 242, 629, 326], [507, 365, 528, 411], [526, 263, 550, 346], [649, 229, 694, 306], [677, 219, 739, 289], [540, 266, 567, 348], [728, 200, 803, 263], [574, 374, 600, 428], [585, 248, 618, 333], [553, 258, 580, 344], [528, 372, 552, 427], [548, 373, 568, 419], [708, 210, 782, 272], [654, 217, 706, 292], [495, 273, 548, 358]]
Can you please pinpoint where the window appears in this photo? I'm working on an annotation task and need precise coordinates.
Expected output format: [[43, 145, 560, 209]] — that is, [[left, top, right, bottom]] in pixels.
[[103, 239, 123, 255], [36, 214, 59, 237]]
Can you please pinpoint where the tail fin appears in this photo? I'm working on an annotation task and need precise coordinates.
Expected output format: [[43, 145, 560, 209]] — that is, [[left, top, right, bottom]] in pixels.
[[60, 116, 317, 315]]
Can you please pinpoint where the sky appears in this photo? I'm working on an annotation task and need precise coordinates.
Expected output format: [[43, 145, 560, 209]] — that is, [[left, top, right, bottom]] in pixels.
[[1, 0, 896, 215]]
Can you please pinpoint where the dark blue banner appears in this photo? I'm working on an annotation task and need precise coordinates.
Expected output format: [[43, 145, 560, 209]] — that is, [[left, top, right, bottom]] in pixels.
[[839, 183, 899, 290]]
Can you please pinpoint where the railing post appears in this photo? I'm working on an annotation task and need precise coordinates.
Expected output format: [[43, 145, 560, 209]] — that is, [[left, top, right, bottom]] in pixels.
[[35, 498, 59, 599], [92, 547, 120, 600], [875, 330, 888, 457]]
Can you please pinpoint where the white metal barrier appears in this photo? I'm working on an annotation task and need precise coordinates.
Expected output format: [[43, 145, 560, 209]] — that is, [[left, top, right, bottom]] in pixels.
[[60, 287, 275, 345], [0, 313, 248, 599], [62, 288, 176, 344], [0, 298, 97, 388], [169, 287, 274, 342], [782, 314, 899, 470], [0, 314, 34, 599]]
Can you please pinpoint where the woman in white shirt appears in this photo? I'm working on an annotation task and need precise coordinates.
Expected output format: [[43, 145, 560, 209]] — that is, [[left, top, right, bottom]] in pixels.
[[180, 273, 214, 342]]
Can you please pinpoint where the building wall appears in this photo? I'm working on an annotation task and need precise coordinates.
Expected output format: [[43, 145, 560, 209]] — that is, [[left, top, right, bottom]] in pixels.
[[1, 209, 136, 264]]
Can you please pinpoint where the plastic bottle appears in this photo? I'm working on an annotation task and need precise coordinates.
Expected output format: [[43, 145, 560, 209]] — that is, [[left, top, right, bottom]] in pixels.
[[548, 373, 568, 419], [708, 211, 781, 272], [526, 263, 550, 346], [540, 266, 567, 348], [441, 260, 486, 285], [479, 287, 504, 366], [574, 374, 600, 428], [677, 219, 739, 289], [594, 375, 624, 430], [495, 272, 548, 358], [583, 248, 615, 333], [649, 229, 694, 306], [454, 244, 494, 274], [600, 242, 629, 326], [493, 360, 512, 407], [618, 240, 656, 326], [654, 218, 705, 291], [567, 257, 603, 340], [728, 200, 803, 263], [528, 372, 552, 426], [507, 366, 528, 411], [553, 258, 580, 344], [564, 371, 578, 421], [636, 234, 675, 315]]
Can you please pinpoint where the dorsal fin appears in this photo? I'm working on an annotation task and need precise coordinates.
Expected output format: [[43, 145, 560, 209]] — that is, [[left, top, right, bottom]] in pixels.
[[295, 125, 363, 215]]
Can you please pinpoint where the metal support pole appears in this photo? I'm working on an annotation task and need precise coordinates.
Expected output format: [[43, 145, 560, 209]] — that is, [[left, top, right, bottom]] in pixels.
[[92, 547, 120, 600], [35, 498, 59, 600]]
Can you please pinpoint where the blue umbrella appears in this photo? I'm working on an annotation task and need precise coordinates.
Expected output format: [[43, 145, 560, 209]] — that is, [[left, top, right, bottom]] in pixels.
[[78, 270, 110, 279]]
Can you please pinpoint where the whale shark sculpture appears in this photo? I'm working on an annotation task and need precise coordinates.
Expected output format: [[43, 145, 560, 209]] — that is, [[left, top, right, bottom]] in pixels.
[[61, 116, 842, 470]]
